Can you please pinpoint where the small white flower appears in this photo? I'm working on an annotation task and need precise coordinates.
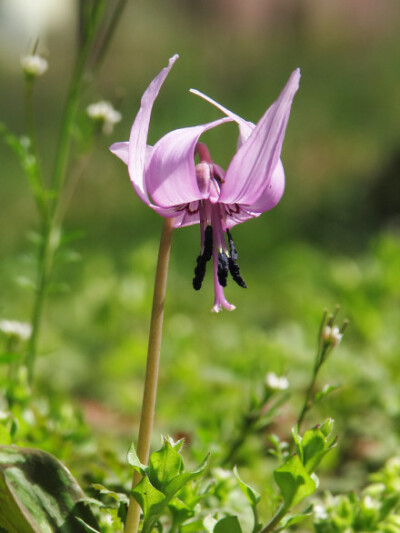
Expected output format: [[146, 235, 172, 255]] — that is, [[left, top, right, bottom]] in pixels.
[[87, 100, 121, 135], [323, 325, 343, 347], [20, 54, 48, 77], [313, 504, 328, 520], [0, 320, 32, 340], [265, 372, 289, 391]]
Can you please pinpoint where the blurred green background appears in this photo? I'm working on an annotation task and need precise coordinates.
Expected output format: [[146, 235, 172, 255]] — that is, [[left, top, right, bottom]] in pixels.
[[1, 0, 400, 496]]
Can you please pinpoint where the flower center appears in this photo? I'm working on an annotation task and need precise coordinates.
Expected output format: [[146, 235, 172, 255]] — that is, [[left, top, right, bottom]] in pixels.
[[192, 144, 246, 312]]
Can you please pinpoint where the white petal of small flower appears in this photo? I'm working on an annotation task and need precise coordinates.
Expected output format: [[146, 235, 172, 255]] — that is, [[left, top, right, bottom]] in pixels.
[[0, 320, 32, 340], [20, 54, 48, 77], [323, 325, 343, 347], [313, 504, 328, 520], [265, 372, 289, 390], [87, 100, 121, 134]]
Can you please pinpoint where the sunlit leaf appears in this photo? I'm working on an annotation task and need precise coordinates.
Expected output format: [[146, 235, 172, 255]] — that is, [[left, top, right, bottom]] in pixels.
[[233, 466, 260, 507], [214, 515, 242, 533], [0, 446, 99, 533], [274, 454, 316, 509]]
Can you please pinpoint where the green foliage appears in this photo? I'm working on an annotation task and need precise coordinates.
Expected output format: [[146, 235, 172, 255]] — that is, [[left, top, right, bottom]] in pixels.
[[314, 458, 400, 532], [129, 438, 209, 532], [0, 446, 99, 533]]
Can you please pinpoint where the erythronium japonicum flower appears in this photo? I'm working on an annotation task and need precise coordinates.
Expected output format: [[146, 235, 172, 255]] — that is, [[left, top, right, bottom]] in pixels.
[[110, 55, 300, 312]]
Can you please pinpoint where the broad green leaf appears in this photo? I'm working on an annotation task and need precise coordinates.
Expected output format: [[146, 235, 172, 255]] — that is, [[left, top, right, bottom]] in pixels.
[[131, 475, 165, 528], [214, 515, 242, 533], [301, 428, 327, 473], [233, 466, 261, 507], [127, 442, 148, 475], [274, 454, 317, 509], [149, 440, 183, 490], [168, 497, 194, 525], [0, 445, 99, 533], [164, 453, 209, 499]]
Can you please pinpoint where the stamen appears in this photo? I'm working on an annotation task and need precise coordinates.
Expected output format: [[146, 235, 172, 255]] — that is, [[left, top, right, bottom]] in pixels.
[[193, 225, 213, 290], [203, 225, 213, 261], [217, 252, 229, 287], [226, 229, 247, 288], [193, 255, 206, 290]]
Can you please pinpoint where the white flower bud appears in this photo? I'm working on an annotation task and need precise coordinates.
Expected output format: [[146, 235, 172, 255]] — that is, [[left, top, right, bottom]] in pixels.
[[323, 325, 343, 347], [265, 372, 289, 391], [0, 319, 32, 340], [87, 100, 122, 135], [20, 54, 48, 77]]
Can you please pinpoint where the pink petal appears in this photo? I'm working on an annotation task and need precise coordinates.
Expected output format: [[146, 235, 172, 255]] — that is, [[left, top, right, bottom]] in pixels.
[[145, 118, 232, 208], [110, 141, 129, 164], [127, 54, 179, 207], [219, 69, 300, 207], [190, 88, 255, 148], [241, 158, 285, 213]]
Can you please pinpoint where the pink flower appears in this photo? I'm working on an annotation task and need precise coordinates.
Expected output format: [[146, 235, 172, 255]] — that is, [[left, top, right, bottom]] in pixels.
[[110, 55, 300, 312]]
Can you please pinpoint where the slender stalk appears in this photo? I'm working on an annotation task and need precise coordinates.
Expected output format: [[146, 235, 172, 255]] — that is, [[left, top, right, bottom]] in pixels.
[[90, 0, 129, 72], [124, 218, 174, 533], [25, 219, 52, 386], [260, 504, 286, 533], [296, 311, 328, 432], [23, 77, 47, 220], [24, 3, 107, 384]]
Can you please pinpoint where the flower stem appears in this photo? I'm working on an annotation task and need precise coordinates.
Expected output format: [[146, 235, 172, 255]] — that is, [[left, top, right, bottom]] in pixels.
[[124, 217, 174, 533], [24, 4, 108, 385], [296, 310, 328, 432], [25, 219, 52, 386], [260, 504, 287, 533]]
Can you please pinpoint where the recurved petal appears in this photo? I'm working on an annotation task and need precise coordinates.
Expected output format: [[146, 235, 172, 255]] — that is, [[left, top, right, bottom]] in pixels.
[[219, 69, 300, 207], [242, 159, 285, 213], [110, 141, 129, 164], [127, 54, 179, 206], [190, 88, 255, 148], [145, 118, 232, 208]]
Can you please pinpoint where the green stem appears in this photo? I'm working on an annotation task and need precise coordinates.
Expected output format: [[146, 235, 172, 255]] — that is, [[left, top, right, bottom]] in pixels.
[[25, 219, 52, 386], [91, 0, 129, 72], [124, 218, 174, 533], [260, 504, 287, 533], [252, 504, 260, 533], [296, 311, 329, 432], [24, 4, 107, 385], [23, 78, 47, 219]]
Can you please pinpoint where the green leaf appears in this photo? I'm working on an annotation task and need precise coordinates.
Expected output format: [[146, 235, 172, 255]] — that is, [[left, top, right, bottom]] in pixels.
[[214, 515, 242, 533], [75, 518, 101, 532], [164, 454, 208, 499], [292, 425, 303, 464], [233, 466, 261, 507], [149, 440, 183, 490], [0, 445, 99, 533], [301, 428, 327, 473], [127, 442, 148, 475], [131, 476, 165, 532], [314, 385, 341, 403], [273, 454, 317, 509], [276, 505, 313, 531]]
